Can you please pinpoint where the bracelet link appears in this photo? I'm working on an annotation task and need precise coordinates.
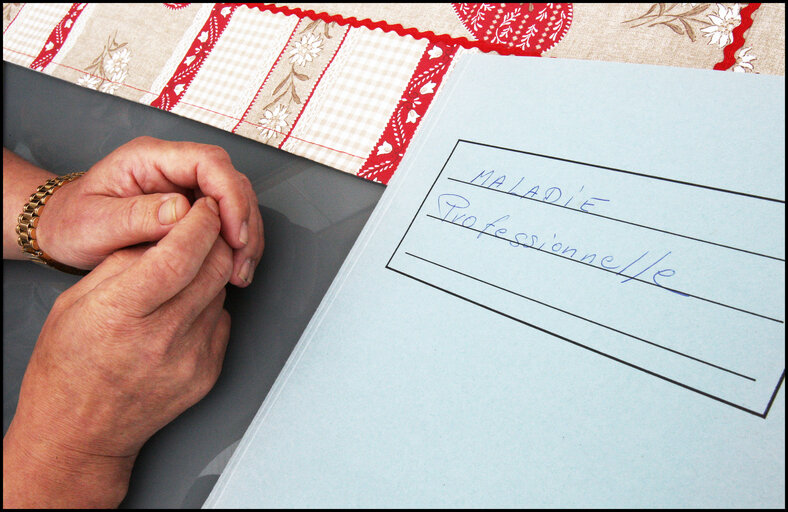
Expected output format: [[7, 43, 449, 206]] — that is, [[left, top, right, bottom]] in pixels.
[[16, 172, 89, 276]]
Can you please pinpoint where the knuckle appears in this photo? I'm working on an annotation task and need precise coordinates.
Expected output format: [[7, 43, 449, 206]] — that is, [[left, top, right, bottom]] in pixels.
[[196, 202, 222, 229], [124, 196, 152, 234], [193, 379, 215, 402], [147, 247, 183, 282], [205, 249, 233, 284], [130, 135, 155, 148], [238, 172, 252, 190], [218, 237, 233, 262], [182, 359, 217, 401], [163, 315, 191, 346], [197, 210, 222, 239], [51, 292, 73, 314], [201, 144, 230, 164], [175, 354, 200, 386], [84, 289, 139, 338]]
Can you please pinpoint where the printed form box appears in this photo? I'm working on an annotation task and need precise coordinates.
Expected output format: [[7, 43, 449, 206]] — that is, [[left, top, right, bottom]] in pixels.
[[388, 140, 785, 417]]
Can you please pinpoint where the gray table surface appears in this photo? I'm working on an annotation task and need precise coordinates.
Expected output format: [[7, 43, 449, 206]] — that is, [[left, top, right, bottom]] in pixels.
[[3, 61, 385, 508]]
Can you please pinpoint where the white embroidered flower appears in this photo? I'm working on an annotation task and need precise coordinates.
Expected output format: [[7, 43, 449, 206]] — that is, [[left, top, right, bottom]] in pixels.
[[77, 73, 101, 90], [103, 47, 130, 76], [258, 104, 290, 140], [288, 33, 322, 66], [733, 46, 756, 72], [109, 68, 128, 85], [701, 3, 741, 48], [99, 80, 120, 94]]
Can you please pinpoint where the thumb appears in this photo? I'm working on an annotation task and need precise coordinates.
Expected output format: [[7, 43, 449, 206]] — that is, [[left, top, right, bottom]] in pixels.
[[103, 193, 191, 248]]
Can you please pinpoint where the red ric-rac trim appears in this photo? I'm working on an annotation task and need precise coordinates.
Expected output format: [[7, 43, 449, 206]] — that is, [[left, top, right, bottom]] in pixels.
[[714, 2, 760, 71], [241, 3, 541, 57], [151, 3, 237, 111], [357, 42, 459, 185], [29, 3, 86, 71]]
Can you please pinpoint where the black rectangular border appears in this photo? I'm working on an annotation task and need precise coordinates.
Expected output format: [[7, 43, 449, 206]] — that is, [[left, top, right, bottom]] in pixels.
[[386, 139, 785, 418]]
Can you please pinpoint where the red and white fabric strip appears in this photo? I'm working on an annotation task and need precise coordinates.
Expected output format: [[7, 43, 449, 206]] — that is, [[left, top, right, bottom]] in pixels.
[[29, 3, 86, 72], [151, 3, 237, 111]]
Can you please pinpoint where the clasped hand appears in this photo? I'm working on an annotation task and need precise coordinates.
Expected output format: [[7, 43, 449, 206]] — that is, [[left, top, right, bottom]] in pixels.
[[3, 137, 263, 508], [36, 136, 263, 286]]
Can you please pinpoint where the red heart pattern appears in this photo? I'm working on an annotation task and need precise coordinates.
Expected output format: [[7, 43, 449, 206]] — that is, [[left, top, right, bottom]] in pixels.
[[453, 3, 572, 54]]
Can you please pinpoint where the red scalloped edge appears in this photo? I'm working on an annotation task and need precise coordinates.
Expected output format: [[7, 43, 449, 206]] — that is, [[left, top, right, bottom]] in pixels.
[[239, 3, 541, 57], [714, 2, 760, 71]]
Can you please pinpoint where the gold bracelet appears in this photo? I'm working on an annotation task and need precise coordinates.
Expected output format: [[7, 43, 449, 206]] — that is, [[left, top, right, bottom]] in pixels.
[[16, 172, 89, 275]]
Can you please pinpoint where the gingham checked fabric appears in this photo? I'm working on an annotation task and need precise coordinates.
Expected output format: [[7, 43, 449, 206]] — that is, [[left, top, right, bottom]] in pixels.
[[3, 3, 461, 184], [281, 28, 428, 174], [2, 3, 72, 65], [3, 3, 782, 184], [171, 7, 299, 131]]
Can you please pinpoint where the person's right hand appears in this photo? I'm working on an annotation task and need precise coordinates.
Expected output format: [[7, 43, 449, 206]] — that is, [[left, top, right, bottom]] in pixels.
[[33, 136, 264, 287], [3, 196, 232, 508]]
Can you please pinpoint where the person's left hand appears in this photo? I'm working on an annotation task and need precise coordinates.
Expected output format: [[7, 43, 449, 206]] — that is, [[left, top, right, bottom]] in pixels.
[[34, 136, 263, 287]]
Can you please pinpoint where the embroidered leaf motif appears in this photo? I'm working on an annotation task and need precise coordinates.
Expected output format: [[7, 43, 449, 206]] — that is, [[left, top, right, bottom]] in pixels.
[[261, 91, 287, 113], [302, 18, 320, 33], [293, 71, 309, 81], [622, 3, 711, 42], [641, 3, 658, 18], [682, 4, 711, 18], [271, 76, 290, 96], [680, 18, 696, 42], [79, 32, 131, 95], [663, 21, 683, 35]]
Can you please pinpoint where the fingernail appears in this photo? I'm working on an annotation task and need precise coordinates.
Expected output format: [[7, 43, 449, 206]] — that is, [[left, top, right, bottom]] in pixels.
[[205, 197, 220, 215], [239, 221, 249, 246], [158, 197, 179, 225], [247, 259, 255, 283], [238, 258, 253, 284]]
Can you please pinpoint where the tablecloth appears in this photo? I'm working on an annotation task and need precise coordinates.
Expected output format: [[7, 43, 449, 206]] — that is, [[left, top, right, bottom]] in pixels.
[[3, 3, 784, 184]]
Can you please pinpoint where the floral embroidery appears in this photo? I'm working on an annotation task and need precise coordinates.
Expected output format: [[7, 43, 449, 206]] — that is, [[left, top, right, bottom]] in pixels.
[[701, 3, 741, 48], [103, 47, 130, 77], [732, 46, 756, 73], [256, 19, 335, 142], [77, 74, 101, 90], [622, 3, 713, 42], [258, 104, 290, 140], [77, 32, 131, 95], [289, 33, 323, 66]]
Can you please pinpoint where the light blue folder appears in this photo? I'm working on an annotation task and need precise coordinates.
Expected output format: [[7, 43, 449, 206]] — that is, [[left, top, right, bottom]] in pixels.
[[205, 53, 785, 508]]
